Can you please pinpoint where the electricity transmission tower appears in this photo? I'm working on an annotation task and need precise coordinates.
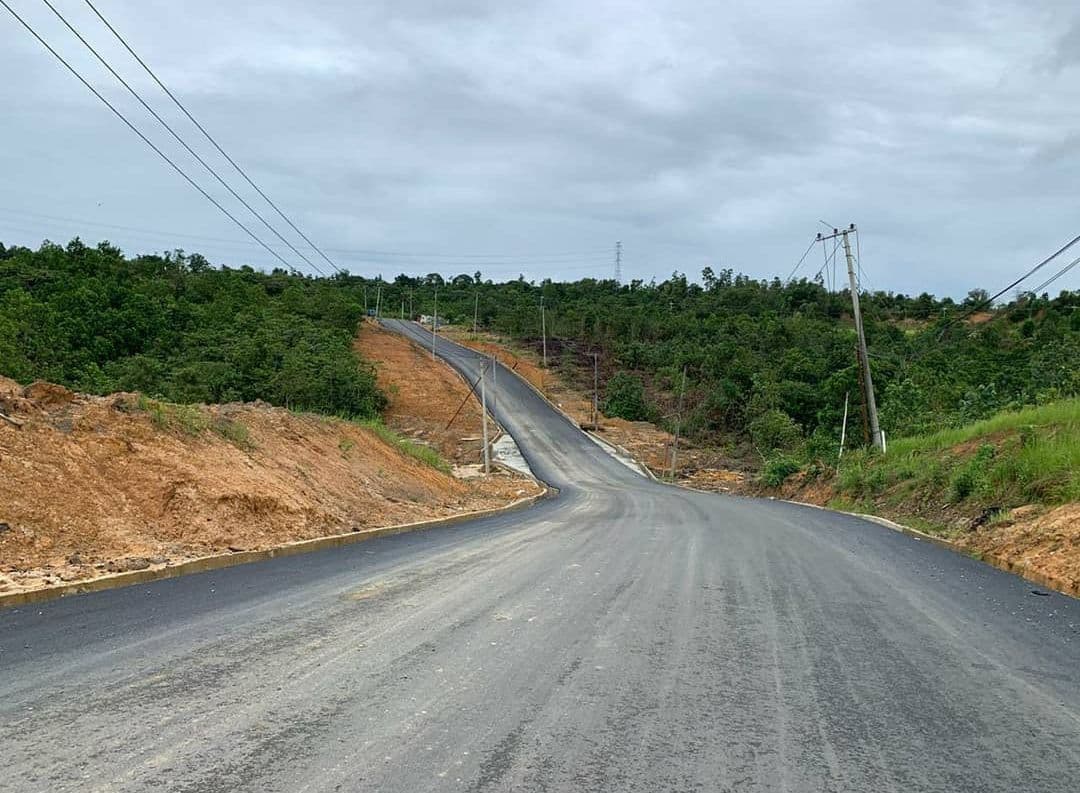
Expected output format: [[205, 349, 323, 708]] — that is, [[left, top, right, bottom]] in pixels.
[[817, 224, 884, 452]]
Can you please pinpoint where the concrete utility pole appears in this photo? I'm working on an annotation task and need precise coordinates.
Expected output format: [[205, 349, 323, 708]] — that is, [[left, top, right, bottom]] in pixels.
[[491, 353, 497, 413], [480, 362, 490, 474], [432, 285, 438, 360], [400, 300, 404, 319], [375, 285, 381, 318], [818, 224, 883, 451], [540, 296, 547, 369], [473, 292, 479, 335], [615, 241, 622, 284]]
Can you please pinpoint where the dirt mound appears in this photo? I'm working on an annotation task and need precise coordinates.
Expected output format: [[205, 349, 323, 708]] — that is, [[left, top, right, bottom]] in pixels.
[[956, 504, 1080, 596], [0, 379, 539, 594], [23, 380, 76, 408]]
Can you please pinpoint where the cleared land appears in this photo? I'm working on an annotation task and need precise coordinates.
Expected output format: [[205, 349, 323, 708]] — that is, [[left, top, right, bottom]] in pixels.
[[0, 363, 538, 594], [355, 319, 494, 468], [441, 325, 746, 484]]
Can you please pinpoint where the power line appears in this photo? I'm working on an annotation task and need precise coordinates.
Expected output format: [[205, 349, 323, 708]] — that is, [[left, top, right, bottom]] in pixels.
[[946, 231, 1080, 329], [0, 207, 610, 262], [0, 220, 613, 277], [82, 0, 342, 275], [38, 0, 327, 276], [1029, 254, 1080, 296], [323, 247, 611, 260], [0, 0, 304, 275], [813, 235, 841, 286], [785, 237, 817, 283], [0, 206, 617, 269]]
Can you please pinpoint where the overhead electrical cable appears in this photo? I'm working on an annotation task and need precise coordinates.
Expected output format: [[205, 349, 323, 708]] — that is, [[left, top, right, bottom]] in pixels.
[[82, 0, 342, 275], [784, 237, 817, 283], [1029, 254, 1080, 296], [945, 231, 1080, 330], [0, 208, 611, 264], [0, 0, 303, 274], [38, 0, 327, 276]]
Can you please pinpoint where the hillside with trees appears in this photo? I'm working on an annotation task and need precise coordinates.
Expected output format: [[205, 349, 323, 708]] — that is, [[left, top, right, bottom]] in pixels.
[[0, 239, 385, 418], [2, 238, 1078, 472], [393, 266, 1080, 466]]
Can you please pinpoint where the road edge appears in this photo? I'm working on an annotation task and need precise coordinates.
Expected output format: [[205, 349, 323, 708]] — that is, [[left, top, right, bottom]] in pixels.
[[777, 497, 1079, 599], [437, 328, 654, 479], [0, 488, 554, 610]]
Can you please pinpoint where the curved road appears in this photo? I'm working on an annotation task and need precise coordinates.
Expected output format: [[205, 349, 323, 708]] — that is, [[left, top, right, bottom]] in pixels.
[[1, 321, 1078, 792]]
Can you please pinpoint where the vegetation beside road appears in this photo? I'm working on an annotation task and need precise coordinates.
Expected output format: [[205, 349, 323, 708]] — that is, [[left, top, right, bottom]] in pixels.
[[4, 238, 1077, 473], [765, 399, 1080, 594], [829, 398, 1080, 518], [0, 239, 385, 418], [378, 265, 1080, 476]]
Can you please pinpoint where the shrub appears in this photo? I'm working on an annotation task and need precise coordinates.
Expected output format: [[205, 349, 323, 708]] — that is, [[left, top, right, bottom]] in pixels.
[[762, 455, 801, 487], [950, 443, 995, 502], [749, 409, 803, 454], [603, 371, 650, 421]]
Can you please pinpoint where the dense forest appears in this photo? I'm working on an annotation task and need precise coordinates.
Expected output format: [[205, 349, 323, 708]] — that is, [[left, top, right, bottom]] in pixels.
[[0, 239, 385, 417], [2, 239, 1078, 466], [405, 267, 1080, 461]]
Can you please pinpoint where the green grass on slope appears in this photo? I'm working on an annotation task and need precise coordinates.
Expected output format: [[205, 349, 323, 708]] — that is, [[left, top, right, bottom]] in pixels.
[[835, 398, 1080, 511], [354, 417, 451, 474]]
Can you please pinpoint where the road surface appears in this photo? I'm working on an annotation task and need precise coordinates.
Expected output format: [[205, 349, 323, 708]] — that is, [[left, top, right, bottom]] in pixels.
[[1, 321, 1078, 792]]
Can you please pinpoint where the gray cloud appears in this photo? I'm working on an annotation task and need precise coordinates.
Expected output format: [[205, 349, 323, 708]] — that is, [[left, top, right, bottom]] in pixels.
[[1, 0, 1079, 295]]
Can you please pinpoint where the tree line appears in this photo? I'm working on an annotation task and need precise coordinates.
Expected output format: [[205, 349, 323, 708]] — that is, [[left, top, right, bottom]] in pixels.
[[2, 240, 1077, 466], [0, 239, 385, 417]]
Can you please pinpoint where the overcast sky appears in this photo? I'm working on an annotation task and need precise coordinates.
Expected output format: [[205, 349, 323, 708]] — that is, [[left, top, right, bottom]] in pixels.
[[2, 0, 1079, 297]]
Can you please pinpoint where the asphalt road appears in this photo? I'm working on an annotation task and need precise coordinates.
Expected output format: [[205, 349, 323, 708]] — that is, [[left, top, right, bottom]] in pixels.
[[1, 323, 1078, 792]]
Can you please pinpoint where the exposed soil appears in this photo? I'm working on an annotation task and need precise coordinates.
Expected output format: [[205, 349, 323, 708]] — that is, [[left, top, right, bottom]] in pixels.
[[441, 326, 750, 480], [355, 319, 491, 467], [955, 503, 1080, 595], [0, 374, 539, 594]]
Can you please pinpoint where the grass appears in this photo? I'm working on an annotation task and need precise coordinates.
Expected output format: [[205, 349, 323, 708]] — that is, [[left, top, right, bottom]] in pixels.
[[836, 397, 1080, 509], [136, 395, 254, 450], [354, 417, 451, 473]]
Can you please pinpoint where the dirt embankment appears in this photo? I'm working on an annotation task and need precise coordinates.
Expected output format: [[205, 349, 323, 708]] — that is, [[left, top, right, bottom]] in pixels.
[[0, 374, 538, 594], [441, 326, 750, 488], [356, 320, 500, 469]]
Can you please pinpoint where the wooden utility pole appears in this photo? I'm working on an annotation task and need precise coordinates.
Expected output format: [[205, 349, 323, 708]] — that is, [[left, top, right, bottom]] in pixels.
[[540, 296, 547, 369], [480, 362, 490, 474], [432, 285, 438, 360], [818, 224, 883, 451]]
